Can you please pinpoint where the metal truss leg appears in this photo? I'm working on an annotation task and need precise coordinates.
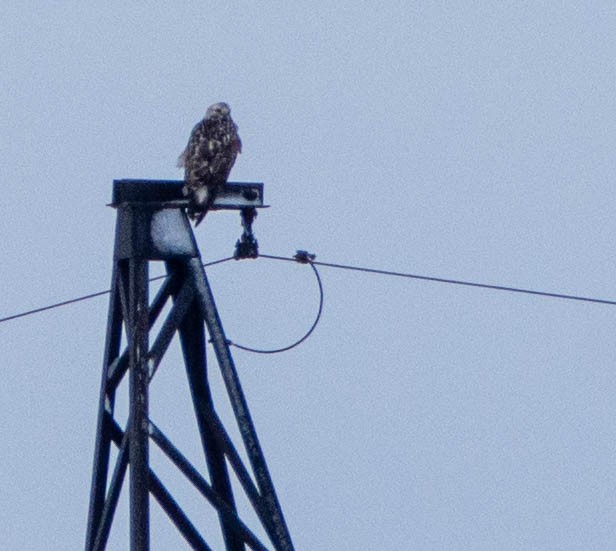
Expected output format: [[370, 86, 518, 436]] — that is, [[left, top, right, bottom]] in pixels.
[[169, 260, 245, 551], [86, 264, 123, 551], [187, 257, 295, 551], [126, 257, 150, 551]]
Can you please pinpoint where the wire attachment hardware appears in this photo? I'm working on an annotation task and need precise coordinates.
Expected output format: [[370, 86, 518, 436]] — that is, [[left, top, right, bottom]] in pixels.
[[294, 250, 316, 263], [234, 207, 259, 259]]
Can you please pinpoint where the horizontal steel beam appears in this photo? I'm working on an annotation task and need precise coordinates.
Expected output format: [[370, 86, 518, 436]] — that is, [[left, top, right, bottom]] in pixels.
[[112, 179, 265, 209]]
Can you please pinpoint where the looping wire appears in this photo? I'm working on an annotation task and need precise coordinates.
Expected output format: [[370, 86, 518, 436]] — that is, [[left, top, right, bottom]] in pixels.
[[228, 253, 324, 354]]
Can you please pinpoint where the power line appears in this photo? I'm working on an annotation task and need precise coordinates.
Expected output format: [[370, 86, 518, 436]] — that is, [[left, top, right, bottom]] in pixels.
[[0, 257, 234, 324], [2, 252, 615, 326], [259, 253, 616, 307]]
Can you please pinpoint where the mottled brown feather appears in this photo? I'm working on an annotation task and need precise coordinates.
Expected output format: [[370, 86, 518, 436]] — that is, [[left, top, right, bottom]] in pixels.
[[178, 103, 241, 225]]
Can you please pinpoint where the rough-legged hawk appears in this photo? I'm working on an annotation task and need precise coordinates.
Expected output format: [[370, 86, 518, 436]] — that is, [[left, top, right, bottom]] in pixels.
[[177, 102, 242, 225]]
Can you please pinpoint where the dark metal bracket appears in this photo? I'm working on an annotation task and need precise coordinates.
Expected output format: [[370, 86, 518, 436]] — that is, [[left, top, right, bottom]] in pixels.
[[234, 207, 259, 259], [112, 179, 265, 210]]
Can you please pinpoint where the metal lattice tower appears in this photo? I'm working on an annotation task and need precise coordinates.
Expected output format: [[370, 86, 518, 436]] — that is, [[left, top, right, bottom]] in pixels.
[[85, 179, 294, 550]]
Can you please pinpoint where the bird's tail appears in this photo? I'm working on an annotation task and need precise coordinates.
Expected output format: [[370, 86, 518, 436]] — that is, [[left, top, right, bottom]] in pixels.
[[194, 209, 208, 226], [189, 186, 218, 227]]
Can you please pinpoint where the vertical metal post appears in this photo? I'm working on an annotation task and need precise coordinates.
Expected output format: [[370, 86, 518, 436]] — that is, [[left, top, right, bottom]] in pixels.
[[127, 257, 150, 551]]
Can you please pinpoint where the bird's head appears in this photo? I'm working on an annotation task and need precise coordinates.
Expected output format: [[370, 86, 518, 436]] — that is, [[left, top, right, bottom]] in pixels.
[[205, 102, 231, 120]]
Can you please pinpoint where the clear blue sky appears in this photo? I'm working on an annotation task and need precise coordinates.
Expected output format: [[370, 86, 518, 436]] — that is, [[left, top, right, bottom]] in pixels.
[[2, 2, 616, 549]]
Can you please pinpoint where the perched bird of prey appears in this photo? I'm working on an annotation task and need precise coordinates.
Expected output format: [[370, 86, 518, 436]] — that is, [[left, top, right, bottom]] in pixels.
[[177, 102, 242, 225]]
